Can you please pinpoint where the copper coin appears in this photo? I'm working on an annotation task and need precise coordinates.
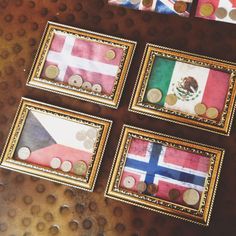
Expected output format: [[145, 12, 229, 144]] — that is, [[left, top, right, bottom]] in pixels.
[[147, 184, 158, 195], [174, 1, 187, 13], [168, 189, 180, 201], [137, 181, 147, 193], [142, 0, 153, 8]]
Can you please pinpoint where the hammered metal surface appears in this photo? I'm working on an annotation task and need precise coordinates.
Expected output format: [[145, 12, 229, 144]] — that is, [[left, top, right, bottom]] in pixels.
[[0, 0, 236, 235]]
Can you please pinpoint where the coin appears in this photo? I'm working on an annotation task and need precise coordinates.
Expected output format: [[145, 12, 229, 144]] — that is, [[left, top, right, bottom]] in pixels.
[[123, 176, 135, 189], [92, 84, 102, 93], [68, 75, 83, 87], [199, 3, 215, 17], [194, 103, 207, 115], [45, 65, 59, 79], [82, 81, 92, 91], [165, 94, 177, 106], [229, 9, 236, 21], [18, 147, 31, 160], [146, 88, 162, 103], [206, 107, 219, 119], [86, 128, 97, 140], [61, 161, 72, 172], [142, 0, 153, 8], [147, 184, 158, 195], [73, 160, 87, 176], [83, 139, 94, 150], [105, 49, 116, 60], [183, 189, 200, 206], [168, 189, 180, 201], [214, 7, 227, 19], [50, 157, 61, 169], [137, 181, 147, 193], [174, 1, 187, 13], [75, 131, 86, 141]]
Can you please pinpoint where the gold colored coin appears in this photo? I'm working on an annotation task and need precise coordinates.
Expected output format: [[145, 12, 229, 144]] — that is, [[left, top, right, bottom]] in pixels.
[[214, 7, 227, 19], [206, 107, 219, 119], [130, 0, 141, 4], [183, 189, 200, 206], [45, 65, 59, 79], [165, 94, 177, 106], [142, 0, 153, 7], [146, 88, 162, 103], [174, 1, 187, 14], [194, 103, 207, 115], [137, 181, 147, 193], [73, 160, 87, 176], [199, 3, 215, 17], [168, 189, 180, 201], [147, 184, 158, 195], [229, 9, 236, 21], [105, 49, 116, 60]]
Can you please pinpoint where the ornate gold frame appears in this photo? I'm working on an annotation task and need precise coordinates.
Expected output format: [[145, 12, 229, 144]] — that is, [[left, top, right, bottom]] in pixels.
[[27, 21, 136, 108], [129, 44, 236, 135], [0, 98, 112, 192], [105, 125, 224, 226]]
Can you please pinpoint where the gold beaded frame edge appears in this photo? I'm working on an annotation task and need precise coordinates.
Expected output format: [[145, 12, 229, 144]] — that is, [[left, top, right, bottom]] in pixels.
[[129, 43, 236, 136], [0, 97, 112, 192], [26, 21, 137, 109], [105, 125, 225, 226]]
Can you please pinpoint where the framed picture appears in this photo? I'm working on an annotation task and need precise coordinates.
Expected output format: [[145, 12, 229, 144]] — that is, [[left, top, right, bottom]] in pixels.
[[108, 0, 194, 18], [0, 98, 112, 191], [105, 125, 224, 226], [195, 0, 236, 25], [129, 44, 236, 135], [27, 21, 136, 108]]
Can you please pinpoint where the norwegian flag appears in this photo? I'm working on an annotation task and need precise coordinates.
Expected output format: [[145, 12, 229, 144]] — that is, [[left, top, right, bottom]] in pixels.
[[42, 32, 124, 95], [120, 138, 210, 206]]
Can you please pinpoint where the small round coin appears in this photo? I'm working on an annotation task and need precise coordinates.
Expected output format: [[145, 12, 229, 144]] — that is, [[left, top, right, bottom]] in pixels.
[[45, 65, 59, 79], [61, 161, 72, 173], [229, 9, 236, 21], [92, 84, 102, 93], [50, 157, 61, 169], [83, 139, 94, 150], [147, 184, 158, 195], [142, 0, 153, 8], [73, 160, 87, 176], [130, 0, 141, 4], [123, 176, 136, 189], [199, 3, 215, 17], [168, 189, 180, 201], [194, 103, 207, 115], [137, 181, 147, 193], [174, 1, 187, 13], [214, 7, 227, 19], [165, 94, 178, 106], [183, 188, 200, 206], [75, 130, 86, 141], [206, 107, 219, 119], [68, 75, 83, 87], [18, 147, 31, 160], [105, 49, 116, 60], [86, 128, 97, 140], [146, 88, 162, 103], [82, 81, 92, 91]]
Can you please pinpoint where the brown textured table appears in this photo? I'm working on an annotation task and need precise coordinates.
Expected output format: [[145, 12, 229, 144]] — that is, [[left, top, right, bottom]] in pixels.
[[0, 1, 236, 235]]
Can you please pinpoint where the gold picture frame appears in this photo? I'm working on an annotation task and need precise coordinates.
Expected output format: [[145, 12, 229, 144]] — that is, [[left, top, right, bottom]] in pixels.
[[105, 125, 224, 226], [129, 44, 236, 135], [27, 21, 136, 108], [0, 98, 112, 191]]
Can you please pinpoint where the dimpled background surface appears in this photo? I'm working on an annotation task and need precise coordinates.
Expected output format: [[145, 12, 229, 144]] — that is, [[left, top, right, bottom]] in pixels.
[[0, 0, 236, 236]]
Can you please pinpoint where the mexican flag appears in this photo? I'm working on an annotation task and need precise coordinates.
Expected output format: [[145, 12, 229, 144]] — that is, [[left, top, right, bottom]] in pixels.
[[145, 57, 230, 115]]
